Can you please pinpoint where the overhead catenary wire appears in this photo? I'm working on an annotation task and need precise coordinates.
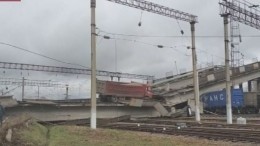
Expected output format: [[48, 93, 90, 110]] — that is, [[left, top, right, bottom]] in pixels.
[[0, 42, 89, 69], [97, 34, 228, 62], [97, 28, 246, 63], [97, 29, 260, 38], [96, 28, 253, 62], [98, 34, 190, 56], [114, 37, 118, 72], [138, 11, 143, 27], [97, 29, 259, 62], [97, 29, 258, 61], [99, 28, 260, 63], [176, 20, 184, 35]]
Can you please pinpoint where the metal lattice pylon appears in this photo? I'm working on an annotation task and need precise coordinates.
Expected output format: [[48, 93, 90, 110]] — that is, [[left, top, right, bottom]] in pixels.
[[220, 0, 260, 30], [230, 18, 243, 67]]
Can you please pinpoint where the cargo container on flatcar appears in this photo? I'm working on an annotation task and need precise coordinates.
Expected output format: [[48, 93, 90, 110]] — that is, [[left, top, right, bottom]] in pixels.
[[97, 80, 152, 102], [243, 92, 260, 113]]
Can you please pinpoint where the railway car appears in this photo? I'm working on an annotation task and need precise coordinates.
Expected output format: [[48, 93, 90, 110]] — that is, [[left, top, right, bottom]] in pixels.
[[97, 80, 152, 103], [201, 89, 244, 114], [243, 92, 260, 114]]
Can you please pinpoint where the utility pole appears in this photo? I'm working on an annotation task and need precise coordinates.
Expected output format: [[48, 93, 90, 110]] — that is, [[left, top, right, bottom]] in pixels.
[[212, 55, 214, 66], [90, 0, 97, 129], [22, 77, 25, 101], [37, 86, 40, 99], [174, 61, 179, 75], [219, 0, 260, 125], [223, 14, 232, 124], [191, 22, 200, 122], [65, 85, 69, 100]]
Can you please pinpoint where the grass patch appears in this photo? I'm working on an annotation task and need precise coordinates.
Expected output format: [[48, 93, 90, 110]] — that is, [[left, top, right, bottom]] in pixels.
[[16, 122, 48, 146], [48, 126, 178, 146], [14, 123, 248, 146], [47, 126, 245, 146], [48, 126, 88, 146]]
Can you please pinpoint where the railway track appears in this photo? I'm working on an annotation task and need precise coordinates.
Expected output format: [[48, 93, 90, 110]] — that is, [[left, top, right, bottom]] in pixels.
[[39, 114, 260, 143], [177, 117, 260, 124], [127, 118, 260, 130], [201, 114, 260, 118], [143, 115, 260, 124], [103, 122, 260, 143]]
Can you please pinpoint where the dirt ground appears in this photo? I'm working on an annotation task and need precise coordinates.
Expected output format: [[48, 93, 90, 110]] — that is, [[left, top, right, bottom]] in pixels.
[[0, 114, 32, 145]]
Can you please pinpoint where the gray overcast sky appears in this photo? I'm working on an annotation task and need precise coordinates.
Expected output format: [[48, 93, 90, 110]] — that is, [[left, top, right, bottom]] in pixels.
[[0, 0, 259, 79]]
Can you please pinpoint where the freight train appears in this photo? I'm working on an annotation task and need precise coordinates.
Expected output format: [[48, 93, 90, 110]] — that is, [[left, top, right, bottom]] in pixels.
[[201, 89, 259, 114], [97, 80, 152, 103]]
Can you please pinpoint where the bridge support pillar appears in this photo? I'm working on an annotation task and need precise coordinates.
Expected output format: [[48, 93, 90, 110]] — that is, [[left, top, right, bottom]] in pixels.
[[252, 80, 258, 92], [257, 78, 260, 92], [239, 83, 243, 90], [248, 80, 252, 92], [22, 77, 25, 101]]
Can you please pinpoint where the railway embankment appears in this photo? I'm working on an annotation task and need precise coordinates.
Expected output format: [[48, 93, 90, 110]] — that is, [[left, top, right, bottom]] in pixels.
[[0, 115, 251, 146]]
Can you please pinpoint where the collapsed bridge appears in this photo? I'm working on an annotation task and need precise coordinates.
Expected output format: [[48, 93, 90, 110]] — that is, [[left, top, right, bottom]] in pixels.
[[152, 62, 260, 109]]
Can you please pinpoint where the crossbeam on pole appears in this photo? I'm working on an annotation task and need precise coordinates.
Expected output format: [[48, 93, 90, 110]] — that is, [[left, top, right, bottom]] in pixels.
[[106, 0, 198, 23], [220, 0, 260, 30]]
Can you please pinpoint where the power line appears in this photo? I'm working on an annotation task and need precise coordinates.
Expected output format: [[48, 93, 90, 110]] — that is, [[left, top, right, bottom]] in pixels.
[[176, 20, 184, 35], [97, 28, 255, 61], [98, 29, 260, 38], [196, 49, 225, 60], [98, 31, 259, 64], [97, 34, 189, 55], [114, 38, 118, 72], [0, 42, 89, 69], [97, 34, 230, 62]]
